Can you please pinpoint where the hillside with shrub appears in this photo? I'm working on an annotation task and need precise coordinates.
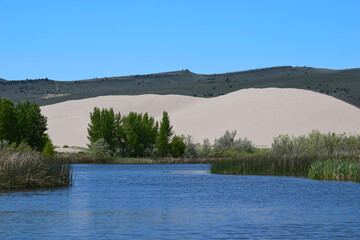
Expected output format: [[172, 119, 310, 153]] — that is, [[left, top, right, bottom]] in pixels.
[[1, 66, 359, 108]]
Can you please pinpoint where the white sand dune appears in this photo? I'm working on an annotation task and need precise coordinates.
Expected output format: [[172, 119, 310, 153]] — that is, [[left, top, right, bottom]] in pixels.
[[40, 88, 360, 148]]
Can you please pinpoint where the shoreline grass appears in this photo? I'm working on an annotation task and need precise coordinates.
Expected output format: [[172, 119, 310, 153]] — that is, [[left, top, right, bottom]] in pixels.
[[57, 152, 215, 164], [210, 154, 360, 182], [0, 150, 73, 189]]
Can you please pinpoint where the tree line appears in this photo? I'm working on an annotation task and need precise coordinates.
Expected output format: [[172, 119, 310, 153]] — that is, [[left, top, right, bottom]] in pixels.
[[87, 108, 186, 158], [0, 98, 51, 152]]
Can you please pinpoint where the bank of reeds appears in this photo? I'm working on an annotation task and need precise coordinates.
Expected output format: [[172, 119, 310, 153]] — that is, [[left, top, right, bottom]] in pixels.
[[211, 131, 360, 182], [211, 154, 360, 182], [308, 158, 360, 182], [211, 153, 319, 177], [0, 150, 73, 189]]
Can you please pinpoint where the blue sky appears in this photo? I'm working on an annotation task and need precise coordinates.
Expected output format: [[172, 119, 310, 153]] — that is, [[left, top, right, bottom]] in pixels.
[[0, 0, 359, 80]]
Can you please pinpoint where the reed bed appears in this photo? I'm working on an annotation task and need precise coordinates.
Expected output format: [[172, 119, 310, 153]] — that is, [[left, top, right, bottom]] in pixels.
[[0, 150, 73, 189], [308, 158, 360, 182], [210, 154, 360, 182], [210, 154, 319, 177]]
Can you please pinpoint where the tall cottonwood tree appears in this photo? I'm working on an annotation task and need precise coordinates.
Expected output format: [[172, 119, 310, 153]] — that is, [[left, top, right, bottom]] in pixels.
[[119, 112, 158, 157], [0, 99, 48, 151], [87, 107, 119, 153], [0, 98, 17, 143], [156, 111, 173, 156], [15, 101, 48, 151]]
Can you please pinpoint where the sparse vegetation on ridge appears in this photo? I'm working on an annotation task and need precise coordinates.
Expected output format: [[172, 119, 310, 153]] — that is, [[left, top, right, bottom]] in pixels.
[[1, 66, 360, 108]]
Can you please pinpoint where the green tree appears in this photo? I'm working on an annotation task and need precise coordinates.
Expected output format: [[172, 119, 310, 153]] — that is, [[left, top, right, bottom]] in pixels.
[[121, 112, 158, 157], [121, 112, 143, 157], [141, 113, 158, 156], [170, 135, 186, 158], [0, 98, 17, 143], [87, 107, 117, 153], [156, 111, 173, 157], [15, 101, 48, 151]]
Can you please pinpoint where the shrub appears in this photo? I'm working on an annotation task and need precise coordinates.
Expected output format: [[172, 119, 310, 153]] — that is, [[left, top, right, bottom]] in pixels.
[[213, 130, 236, 152], [184, 135, 200, 158], [42, 139, 56, 157], [170, 135, 186, 158], [232, 137, 255, 153], [0, 139, 10, 151], [16, 141, 33, 153], [88, 138, 112, 157], [200, 139, 212, 157], [213, 130, 255, 155]]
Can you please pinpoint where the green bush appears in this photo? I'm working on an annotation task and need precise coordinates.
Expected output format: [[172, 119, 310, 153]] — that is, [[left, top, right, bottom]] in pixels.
[[88, 138, 113, 157], [199, 139, 212, 157], [0, 139, 10, 151], [212, 130, 255, 156], [183, 135, 200, 158], [42, 139, 56, 157], [170, 135, 186, 158]]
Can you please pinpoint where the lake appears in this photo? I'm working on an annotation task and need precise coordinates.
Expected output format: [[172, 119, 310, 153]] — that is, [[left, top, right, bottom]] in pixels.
[[0, 164, 359, 239]]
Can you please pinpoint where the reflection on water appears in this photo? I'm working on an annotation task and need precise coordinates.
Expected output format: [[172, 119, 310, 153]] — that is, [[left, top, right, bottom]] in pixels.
[[0, 164, 359, 239]]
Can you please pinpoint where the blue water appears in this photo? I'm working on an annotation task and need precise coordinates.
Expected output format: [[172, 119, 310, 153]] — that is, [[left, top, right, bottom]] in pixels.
[[0, 164, 359, 239]]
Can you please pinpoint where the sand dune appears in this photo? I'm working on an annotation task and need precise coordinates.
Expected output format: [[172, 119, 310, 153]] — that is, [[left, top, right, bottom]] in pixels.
[[40, 88, 360, 148]]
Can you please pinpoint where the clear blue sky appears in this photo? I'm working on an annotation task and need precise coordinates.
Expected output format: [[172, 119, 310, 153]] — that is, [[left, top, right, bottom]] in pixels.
[[1, 0, 359, 80]]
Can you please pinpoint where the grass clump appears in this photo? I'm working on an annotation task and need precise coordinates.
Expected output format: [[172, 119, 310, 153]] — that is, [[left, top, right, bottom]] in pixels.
[[0, 149, 73, 189]]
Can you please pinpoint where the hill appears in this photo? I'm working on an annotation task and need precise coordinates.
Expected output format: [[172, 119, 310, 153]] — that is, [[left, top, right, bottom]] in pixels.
[[40, 88, 360, 147], [1, 66, 360, 107]]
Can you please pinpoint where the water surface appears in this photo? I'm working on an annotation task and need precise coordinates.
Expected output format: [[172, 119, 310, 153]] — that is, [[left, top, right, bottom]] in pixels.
[[0, 164, 359, 239]]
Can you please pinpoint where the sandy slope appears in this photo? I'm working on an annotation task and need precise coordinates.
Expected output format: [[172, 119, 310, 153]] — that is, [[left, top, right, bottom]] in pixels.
[[40, 88, 360, 148]]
